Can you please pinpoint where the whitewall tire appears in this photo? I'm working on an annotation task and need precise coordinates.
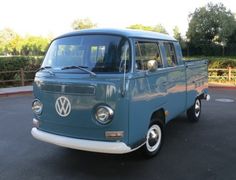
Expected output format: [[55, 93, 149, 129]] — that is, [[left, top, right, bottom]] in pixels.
[[143, 121, 163, 157]]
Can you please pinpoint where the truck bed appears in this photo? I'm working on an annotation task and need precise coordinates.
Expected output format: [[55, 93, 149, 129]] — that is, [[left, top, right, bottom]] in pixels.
[[184, 59, 208, 109]]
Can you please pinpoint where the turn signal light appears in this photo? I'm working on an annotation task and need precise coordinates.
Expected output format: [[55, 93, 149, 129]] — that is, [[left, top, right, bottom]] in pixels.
[[105, 131, 124, 139], [33, 118, 40, 128]]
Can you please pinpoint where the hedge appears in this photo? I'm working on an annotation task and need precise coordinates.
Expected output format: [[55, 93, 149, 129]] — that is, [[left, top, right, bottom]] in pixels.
[[184, 56, 236, 68], [182, 43, 236, 57], [208, 58, 236, 68], [0, 56, 43, 86], [0, 56, 43, 71]]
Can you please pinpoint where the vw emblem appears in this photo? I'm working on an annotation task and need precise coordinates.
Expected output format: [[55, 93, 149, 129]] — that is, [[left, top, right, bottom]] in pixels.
[[55, 96, 71, 117]]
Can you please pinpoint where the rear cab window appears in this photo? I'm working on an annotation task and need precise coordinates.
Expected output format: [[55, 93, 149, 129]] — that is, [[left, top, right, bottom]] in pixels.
[[164, 42, 177, 67]]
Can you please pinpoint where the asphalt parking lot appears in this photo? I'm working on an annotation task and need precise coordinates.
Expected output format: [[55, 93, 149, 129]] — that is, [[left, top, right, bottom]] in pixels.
[[0, 88, 236, 180]]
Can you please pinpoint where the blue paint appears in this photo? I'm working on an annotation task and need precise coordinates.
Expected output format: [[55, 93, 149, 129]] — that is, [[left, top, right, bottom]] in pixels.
[[32, 29, 209, 152]]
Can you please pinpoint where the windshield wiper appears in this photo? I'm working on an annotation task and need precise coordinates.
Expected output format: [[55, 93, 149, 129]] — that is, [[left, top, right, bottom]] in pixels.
[[36, 66, 55, 76], [61, 66, 96, 77]]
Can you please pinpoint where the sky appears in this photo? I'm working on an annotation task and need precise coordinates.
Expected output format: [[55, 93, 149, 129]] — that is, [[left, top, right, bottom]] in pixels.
[[0, 0, 235, 37]]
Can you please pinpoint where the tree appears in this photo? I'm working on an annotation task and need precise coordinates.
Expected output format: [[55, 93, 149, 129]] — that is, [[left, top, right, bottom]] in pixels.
[[173, 26, 186, 50], [152, 24, 168, 34], [173, 26, 181, 41], [21, 36, 50, 56], [127, 24, 168, 34], [0, 29, 51, 56], [0, 28, 18, 55], [187, 3, 236, 48], [71, 18, 97, 30], [6, 35, 23, 55], [228, 29, 236, 43], [127, 24, 153, 31]]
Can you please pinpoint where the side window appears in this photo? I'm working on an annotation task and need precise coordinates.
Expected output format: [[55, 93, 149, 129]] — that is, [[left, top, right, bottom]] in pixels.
[[164, 42, 177, 67], [135, 41, 162, 70]]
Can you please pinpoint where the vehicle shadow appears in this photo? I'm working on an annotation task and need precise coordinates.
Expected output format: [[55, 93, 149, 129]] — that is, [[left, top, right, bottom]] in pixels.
[[36, 114, 201, 179]]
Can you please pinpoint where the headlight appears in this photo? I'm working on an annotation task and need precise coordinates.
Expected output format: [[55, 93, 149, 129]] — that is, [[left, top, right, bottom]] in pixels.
[[95, 105, 114, 125], [32, 99, 43, 115]]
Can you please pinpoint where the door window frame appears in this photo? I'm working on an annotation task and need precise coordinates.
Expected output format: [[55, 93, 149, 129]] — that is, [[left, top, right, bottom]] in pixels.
[[133, 38, 164, 72]]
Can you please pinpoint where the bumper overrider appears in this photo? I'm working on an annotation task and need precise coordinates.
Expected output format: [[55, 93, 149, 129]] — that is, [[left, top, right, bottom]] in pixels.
[[31, 127, 133, 154]]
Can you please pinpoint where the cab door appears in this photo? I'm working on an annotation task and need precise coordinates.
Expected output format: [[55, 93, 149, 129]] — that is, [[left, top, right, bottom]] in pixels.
[[128, 40, 168, 145], [161, 42, 186, 121]]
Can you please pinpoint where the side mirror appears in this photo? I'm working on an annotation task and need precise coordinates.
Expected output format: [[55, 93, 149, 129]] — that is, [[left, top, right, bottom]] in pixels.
[[147, 60, 158, 72]]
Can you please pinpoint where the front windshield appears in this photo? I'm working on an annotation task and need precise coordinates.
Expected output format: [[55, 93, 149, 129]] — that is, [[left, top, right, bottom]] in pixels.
[[42, 35, 130, 73]]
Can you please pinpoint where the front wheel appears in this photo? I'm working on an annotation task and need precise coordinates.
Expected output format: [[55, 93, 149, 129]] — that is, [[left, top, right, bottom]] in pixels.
[[187, 98, 201, 122], [143, 121, 163, 157]]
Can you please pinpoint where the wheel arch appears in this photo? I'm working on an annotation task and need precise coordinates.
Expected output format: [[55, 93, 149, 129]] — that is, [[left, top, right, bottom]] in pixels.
[[150, 108, 166, 127]]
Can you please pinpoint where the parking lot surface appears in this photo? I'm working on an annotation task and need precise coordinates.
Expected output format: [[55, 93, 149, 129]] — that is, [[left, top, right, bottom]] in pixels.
[[0, 88, 236, 180]]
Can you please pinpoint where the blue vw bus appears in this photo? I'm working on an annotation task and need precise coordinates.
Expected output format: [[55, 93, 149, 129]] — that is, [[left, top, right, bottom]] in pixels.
[[31, 29, 209, 157]]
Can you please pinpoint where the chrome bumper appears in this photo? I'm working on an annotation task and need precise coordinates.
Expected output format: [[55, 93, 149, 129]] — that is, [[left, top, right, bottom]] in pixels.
[[31, 127, 132, 154]]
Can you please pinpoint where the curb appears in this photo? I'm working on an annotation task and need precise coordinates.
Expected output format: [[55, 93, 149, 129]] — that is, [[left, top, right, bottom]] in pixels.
[[209, 86, 236, 89], [0, 90, 32, 97], [209, 83, 236, 89]]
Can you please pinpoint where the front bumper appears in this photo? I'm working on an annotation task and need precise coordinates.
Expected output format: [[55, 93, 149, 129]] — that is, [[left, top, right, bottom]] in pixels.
[[31, 127, 132, 154]]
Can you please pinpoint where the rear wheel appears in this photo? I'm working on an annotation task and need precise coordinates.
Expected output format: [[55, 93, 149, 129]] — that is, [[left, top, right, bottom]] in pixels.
[[187, 98, 201, 122], [143, 121, 163, 157]]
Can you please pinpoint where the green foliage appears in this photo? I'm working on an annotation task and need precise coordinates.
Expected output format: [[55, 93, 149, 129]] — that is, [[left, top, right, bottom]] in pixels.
[[0, 56, 43, 70], [208, 57, 236, 68], [20, 36, 50, 56], [173, 26, 181, 40], [0, 29, 51, 56], [173, 26, 186, 49], [184, 56, 236, 83], [228, 29, 236, 43], [0, 56, 43, 86], [127, 24, 152, 31], [127, 24, 168, 34], [0, 56, 43, 79], [152, 24, 168, 34], [4, 34, 23, 55], [187, 3, 236, 47], [0, 28, 17, 43], [0, 28, 18, 55], [71, 18, 97, 30], [184, 56, 236, 68]]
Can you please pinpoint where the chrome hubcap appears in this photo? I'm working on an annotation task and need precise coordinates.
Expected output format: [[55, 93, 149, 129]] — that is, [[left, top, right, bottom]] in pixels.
[[146, 124, 161, 152], [195, 99, 201, 117]]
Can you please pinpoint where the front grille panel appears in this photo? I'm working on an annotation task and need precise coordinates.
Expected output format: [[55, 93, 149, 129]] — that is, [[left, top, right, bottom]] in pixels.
[[40, 84, 95, 95], [65, 85, 95, 95]]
